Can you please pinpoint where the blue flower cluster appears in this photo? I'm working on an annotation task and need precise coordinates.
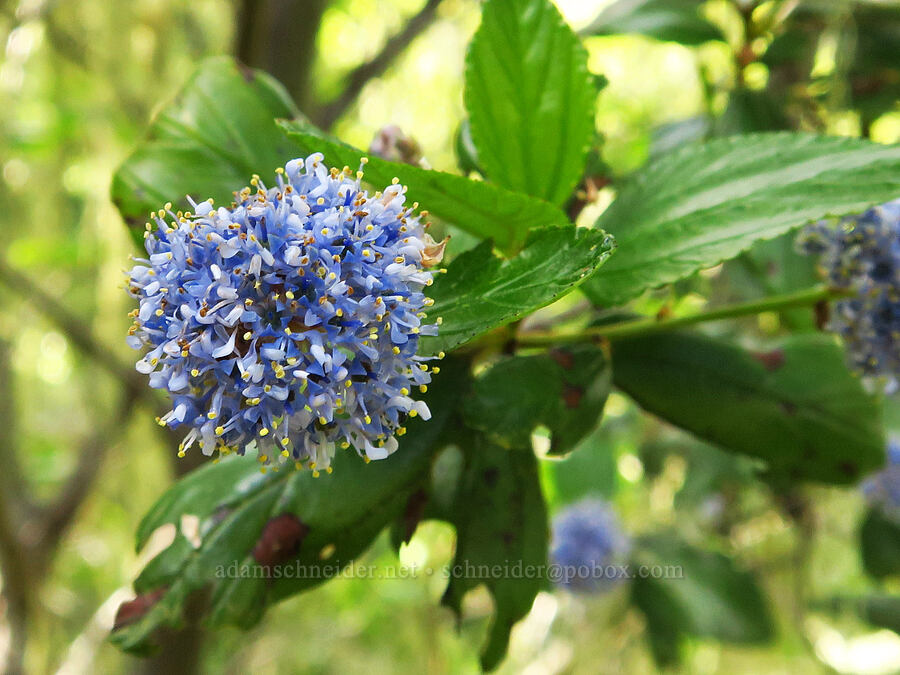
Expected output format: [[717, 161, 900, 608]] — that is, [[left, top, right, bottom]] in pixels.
[[862, 440, 900, 517], [798, 200, 900, 392], [126, 153, 446, 473], [550, 498, 630, 593]]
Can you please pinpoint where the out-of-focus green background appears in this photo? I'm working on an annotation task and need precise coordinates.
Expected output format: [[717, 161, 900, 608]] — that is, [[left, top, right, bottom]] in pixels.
[[1, 0, 900, 672]]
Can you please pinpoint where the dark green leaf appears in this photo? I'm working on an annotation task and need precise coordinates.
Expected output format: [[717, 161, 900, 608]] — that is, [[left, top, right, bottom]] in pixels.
[[463, 345, 611, 454], [112, 367, 464, 653], [279, 120, 570, 253], [631, 534, 775, 649], [465, 0, 595, 205], [860, 508, 900, 580], [442, 436, 548, 671], [583, 133, 900, 307], [583, 0, 723, 45], [612, 332, 884, 484], [112, 57, 299, 246], [422, 225, 616, 354]]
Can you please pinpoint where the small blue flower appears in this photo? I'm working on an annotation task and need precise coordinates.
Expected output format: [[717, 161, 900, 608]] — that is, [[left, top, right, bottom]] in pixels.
[[126, 153, 447, 472], [550, 498, 630, 592], [862, 440, 900, 516], [797, 199, 900, 392]]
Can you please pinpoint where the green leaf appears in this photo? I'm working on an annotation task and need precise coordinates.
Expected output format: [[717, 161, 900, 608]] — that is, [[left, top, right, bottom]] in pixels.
[[422, 225, 615, 354], [279, 120, 570, 253], [631, 534, 775, 656], [583, 133, 900, 307], [112, 57, 299, 245], [465, 0, 595, 205], [582, 0, 723, 45], [463, 345, 611, 454], [860, 508, 900, 580], [612, 332, 884, 484], [112, 367, 464, 653], [442, 436, 548, 671]]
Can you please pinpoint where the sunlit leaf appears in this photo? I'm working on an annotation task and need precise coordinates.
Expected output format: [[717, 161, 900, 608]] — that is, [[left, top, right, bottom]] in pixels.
[[465, 0, 596, 205]]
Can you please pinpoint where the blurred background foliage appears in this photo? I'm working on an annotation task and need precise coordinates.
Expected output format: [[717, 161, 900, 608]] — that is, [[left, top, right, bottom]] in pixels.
[[1, 0, 900, 672]]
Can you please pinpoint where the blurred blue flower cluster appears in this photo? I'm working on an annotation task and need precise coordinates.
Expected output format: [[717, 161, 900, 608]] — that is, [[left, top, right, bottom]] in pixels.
[[550, 498, 630, 593], [126, 153, 446, 472], [798, 199, 900, 392]]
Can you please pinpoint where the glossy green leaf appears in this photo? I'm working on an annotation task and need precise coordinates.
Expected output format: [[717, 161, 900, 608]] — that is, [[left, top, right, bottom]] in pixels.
[[463, 345, 611, 454], [112, 57, 299, 245], [279, 120, 570, 253], [612, 332, 884, 484], [465, 0, 595, 205], [860, 508, 900, 580], [422, 225, 615, 354], [583, 0, 723, 45], [583, 133, 900, 306], [631, 534, 774, 664], [112, 368, 463, 654], [442, 436, 548, 671]]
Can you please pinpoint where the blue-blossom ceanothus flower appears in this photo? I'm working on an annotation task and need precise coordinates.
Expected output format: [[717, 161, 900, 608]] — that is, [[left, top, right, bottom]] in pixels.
[[550, 497, 630, 593], [126, 153, 447, 474], [797, 199, 900, 392], [862, 440, 900, 516]]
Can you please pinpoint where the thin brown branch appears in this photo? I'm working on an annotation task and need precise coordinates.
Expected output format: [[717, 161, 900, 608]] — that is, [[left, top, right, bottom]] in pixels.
[[315, 0, 445, 128], [0, 341, 27, 514]]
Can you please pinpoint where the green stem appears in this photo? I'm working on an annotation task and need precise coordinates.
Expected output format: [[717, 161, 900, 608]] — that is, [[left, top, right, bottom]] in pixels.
[[516, 286, 851, 347]]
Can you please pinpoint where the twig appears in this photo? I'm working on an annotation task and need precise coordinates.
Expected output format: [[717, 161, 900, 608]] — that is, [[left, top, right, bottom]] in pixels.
[[315, 0, 446, 127]]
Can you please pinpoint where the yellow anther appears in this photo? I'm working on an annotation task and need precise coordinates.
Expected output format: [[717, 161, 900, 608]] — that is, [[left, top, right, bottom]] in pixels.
[[409, 409, 418, 417], [419, 385, 428, 393], [191, 368, 200, 377], [340, 441, 350, 449], [400, 388, 409, 395], [317, 197, 325, 205], [432, 367, 441, 374], [178, 450, 186, 458], [259, 427, 269, 436], [259, 454, 268, 463], [394, 256, 404, 263], [312, 470, 320, 478], [215, 425, 225, 435], [285, 290, 294, 299], [207, 412, 217, 419], [282, 449, 290, 457], [155, 309, 164, 317], [391, 177, 400, 185], [344, 380, 352, 388], [326, 466, 333, 474], [436, 317, 443, 325], [284, 327, 292, 335], [364, 415, 372, 424], [319, 416, 328, 425], [392, 346, 400, 354], [438, 351, 445, 359], [295, 461, 304, 471]]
